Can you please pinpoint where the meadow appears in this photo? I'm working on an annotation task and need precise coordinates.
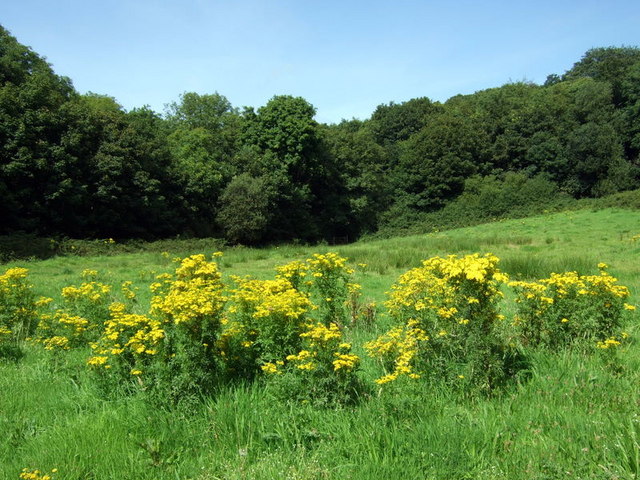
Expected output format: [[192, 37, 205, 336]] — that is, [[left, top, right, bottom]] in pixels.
[[1, 207, 639, 480]]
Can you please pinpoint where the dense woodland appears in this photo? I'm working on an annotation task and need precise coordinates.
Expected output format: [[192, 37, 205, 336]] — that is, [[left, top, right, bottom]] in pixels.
[[1, 25, 639, 244]]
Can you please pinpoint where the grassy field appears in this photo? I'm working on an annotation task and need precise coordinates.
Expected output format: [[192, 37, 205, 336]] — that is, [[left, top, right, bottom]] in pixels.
[[1, 207, 639, 479]]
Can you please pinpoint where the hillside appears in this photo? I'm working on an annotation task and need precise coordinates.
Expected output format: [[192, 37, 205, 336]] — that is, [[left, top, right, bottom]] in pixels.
[[1, 209, 638, 479]]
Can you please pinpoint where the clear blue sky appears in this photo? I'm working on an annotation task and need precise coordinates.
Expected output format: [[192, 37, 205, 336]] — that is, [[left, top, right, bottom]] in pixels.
[[2, 0, 639, 123]]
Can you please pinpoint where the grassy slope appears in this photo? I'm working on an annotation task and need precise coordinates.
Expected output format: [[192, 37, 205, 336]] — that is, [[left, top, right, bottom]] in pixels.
[[1, 207, 639, 479]]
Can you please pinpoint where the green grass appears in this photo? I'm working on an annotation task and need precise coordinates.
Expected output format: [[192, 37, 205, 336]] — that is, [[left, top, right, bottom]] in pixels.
[[1, 207, 639, 479]]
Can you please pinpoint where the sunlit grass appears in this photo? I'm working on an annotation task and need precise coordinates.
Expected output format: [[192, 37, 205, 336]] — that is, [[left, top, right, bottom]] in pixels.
[[1, 207, 639, 479]]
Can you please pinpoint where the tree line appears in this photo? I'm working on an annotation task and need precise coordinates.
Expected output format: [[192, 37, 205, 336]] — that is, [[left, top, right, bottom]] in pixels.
[[1, 25, 639, 244]]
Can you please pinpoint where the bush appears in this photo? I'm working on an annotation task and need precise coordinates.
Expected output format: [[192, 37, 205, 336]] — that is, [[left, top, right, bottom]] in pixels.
[[265, 321, 363, 406], [376, 173, 572, 237], [222, 252, 363, 404], [0, 267, 43, 359], [37, 270, 113, 351], [220, 276, 312, 379], [216, 173, 274, 245], [88, 254, 226, 401], [510, 263, 635, 349], [366, 254, 520, 391], [0, 234, 58, 261]]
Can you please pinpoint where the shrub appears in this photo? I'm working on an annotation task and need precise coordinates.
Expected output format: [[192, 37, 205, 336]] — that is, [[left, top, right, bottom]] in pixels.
[[265, 321, 363, 406], [224, 252, 363, 404], [366, 254, 520, 391], [301, 252, 357, 325], [220, 276, 312, 379], [88, 254, 226, 401], [216, 173, 274, 245], [37, 270, 113, 352], [0, 267, 44, 359], [510, 263, 635, 349]]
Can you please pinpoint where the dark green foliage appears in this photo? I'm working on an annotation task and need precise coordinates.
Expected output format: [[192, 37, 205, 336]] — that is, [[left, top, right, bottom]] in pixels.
[[564, 122, 625, 196], [0, 26, 75, 234], [54, 96, 177, 238], [216, 173, 274, 245], [369, 97, 441, 146], [379, 173, 569, 236], [165, 92, 241, 236], [0, 24, 179, 239], [564, 46, 640, 106], [0, 233, 58, 261], [392, 111, 480, 212], [267, 362, 367, 407], [239, 95, 348, 243], [322, 120, 389, 237], [1, 23, 639, 244]]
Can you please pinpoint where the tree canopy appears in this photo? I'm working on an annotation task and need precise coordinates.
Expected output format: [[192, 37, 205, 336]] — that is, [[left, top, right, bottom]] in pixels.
[[1, 24, 639, 243]]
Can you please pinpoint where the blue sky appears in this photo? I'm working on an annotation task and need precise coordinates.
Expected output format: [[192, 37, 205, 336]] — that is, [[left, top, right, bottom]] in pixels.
[[2, 0, 639, 123]]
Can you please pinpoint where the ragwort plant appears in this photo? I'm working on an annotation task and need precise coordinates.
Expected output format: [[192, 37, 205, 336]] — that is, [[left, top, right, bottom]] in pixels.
[[87, 302, 164, 391], [0, 267, 43, 359], [270, 320, 362, 405], [88, 254, 226, 401], [304, 252, 357, 325], [510, 263, 636, 350], [37, 270, 113, 352], [366, 253, 522, 391], [221, 275, 313, 379], [225, 253, 364, 404]]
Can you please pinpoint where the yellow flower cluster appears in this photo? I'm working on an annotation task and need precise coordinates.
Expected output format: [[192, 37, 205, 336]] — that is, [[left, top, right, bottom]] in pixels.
[[55, 311, 89, 333], [510, 269, 629, 303], [597, 337, 622, 349], [332, 351, 360, 372], [306, 252, 354, 275], [42, 335, 70, 351], [510, 264, 633, 347], [84, 254, 226, 387], [260, 360, 284, 374], [226, 254, 361, 384], [88, 302, 164, 374], [286, 349, 317, 370], [222, 276, 312, 370], [275, 260, 309, 288], [386, 254, 505, 320], [1, 267, 29, 284], [37, 308, 101, 351], [151, 254, 225, 326], [231, 277, 312, 320], [19, 468, 57, 480], [300, 322, 342, 344], [365, 319, 427, 384], [61, 281, 111, 304], [286, 322, 360, 373], [369, 254, 507, 385], [303, 252, 358, 325], [428, 253, 508, 283]]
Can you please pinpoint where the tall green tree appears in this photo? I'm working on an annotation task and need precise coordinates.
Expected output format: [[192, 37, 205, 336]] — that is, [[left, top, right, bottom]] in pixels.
[[165, 92, 241, 235], [55, 95, 176, 237], [323, 120, 389, 236], [240, 95, 330, 242], [564, 47, 640, 106], [0, 25, 74, 233], [391, 110, 481, 213]]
